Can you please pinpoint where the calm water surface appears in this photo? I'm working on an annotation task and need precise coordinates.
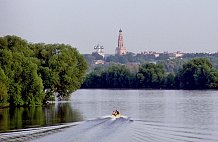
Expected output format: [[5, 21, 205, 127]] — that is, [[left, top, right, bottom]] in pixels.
[[71, 89, 218, 128], [1, 89, 218, 142]]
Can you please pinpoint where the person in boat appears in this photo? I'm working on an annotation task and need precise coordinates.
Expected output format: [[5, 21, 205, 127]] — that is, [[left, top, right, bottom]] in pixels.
[[112, 111, 116, 116], [112, 110, 120, 116], [115, 110, 120, 115]]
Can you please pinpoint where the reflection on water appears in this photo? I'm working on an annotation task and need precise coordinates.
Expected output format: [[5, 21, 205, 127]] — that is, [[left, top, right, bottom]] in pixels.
[[0, 103, 83, 132]]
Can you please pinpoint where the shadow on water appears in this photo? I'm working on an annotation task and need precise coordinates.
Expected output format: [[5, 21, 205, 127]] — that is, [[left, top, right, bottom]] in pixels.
[[0, 103, 83, 132]]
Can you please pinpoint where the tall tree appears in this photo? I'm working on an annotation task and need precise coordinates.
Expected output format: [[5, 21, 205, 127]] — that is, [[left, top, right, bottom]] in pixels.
[[0, 35, 88, 106], [0, 36, 44, 106], [30, 43, 88, 101]]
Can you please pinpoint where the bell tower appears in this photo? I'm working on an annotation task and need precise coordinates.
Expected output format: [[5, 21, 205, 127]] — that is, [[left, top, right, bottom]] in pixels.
[[115, 29, 127, 55]]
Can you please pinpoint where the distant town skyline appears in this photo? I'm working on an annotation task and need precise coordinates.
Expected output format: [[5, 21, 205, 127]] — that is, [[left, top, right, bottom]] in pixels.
[[0, 0, 218, 54]]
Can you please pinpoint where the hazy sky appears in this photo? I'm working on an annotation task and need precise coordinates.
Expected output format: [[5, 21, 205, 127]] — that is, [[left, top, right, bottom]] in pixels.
[[0, 0, 218, 54]]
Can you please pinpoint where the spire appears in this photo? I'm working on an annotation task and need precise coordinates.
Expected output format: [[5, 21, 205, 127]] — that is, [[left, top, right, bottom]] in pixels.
[[118, 29, 123, 49], [115, 29, 127, 55]]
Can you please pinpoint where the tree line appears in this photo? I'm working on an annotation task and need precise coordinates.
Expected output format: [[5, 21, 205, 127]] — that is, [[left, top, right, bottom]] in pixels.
[[0, 35, 87, 107], [81, 58, 218, 89]]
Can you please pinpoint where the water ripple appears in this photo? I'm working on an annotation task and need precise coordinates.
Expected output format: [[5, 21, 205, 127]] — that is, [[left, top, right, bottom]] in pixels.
[[1, 117, 218, 142]]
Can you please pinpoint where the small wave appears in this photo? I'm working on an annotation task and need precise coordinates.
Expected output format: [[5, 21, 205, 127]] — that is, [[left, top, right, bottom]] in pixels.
[[132, 120, 218, 142]]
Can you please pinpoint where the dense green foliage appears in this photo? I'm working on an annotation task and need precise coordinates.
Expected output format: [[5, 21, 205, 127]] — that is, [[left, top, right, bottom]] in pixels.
[[30, 43, 87, 101], [0, 35, 87, 107], [137, 63, 165, 88], [176, 58, 218, 89], [82, 58, 218, 89], [82, 65, 136, 88]]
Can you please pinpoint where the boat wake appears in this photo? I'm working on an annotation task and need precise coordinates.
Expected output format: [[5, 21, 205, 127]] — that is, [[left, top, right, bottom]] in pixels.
[[30, 116, 133, 142], [1, 117, 218, 142]]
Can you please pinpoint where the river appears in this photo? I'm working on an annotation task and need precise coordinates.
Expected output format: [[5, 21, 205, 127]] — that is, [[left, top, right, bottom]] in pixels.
[[1, 89, 218, 142]]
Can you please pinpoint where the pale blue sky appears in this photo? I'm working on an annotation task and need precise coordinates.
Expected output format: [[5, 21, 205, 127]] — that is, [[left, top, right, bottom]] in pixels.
[[0, 0, 218, 54]]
